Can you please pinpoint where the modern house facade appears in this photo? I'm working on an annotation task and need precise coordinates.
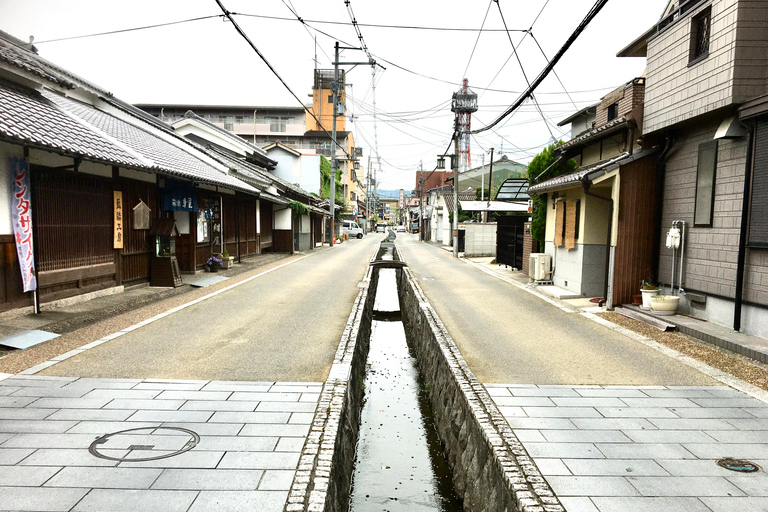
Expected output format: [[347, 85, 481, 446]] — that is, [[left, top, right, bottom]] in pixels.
[[618, 0, 768, 337]]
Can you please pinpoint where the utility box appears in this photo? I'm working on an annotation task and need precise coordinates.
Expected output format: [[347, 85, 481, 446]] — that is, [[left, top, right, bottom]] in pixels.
[[529, 253, 552, 282]]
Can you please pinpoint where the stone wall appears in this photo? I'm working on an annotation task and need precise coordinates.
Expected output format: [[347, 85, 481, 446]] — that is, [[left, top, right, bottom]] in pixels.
[[398, 260, 564, 512], [284, 263, 377, 512]]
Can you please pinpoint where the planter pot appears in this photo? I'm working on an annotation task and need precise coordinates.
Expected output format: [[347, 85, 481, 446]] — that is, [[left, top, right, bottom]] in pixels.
[[650, 295, 679, 316], [221, 257, 234, 270], [640, 288, 660, 309], [632, 294, 642, 305]]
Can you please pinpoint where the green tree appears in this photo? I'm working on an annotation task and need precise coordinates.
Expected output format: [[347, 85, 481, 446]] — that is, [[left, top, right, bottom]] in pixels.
[[320, 155, 346, 218], [526, 143, 578, 246]]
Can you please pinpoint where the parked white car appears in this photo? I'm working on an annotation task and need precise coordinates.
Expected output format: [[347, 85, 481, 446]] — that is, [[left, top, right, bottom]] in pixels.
[[342, 220, 364, 238], [396, 225, 406, 232]]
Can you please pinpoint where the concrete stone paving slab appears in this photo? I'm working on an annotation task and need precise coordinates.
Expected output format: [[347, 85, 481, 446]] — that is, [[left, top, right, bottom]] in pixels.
[[151, 468, 265, 490], [71, 489, 198, 512], [0, 465, 63, 486], [0, 375, 320, 512], [187, 490, 288, 512], [2, 487, 88, 512], [591, 496, 712, 512], [491, 384, 768, 512], [702, 496, 768, 511], [561, 458, 669, 476]]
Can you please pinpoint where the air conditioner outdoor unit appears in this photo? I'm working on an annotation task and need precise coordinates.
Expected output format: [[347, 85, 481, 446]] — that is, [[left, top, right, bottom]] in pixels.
[[529, 253, 551, 281]]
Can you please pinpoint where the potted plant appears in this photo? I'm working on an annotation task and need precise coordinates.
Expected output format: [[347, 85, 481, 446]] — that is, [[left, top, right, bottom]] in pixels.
[[220, 249, 234, 269], [640, 280, 659, 309], [650, 294, 680, 316], [206, 255, 223, 272]]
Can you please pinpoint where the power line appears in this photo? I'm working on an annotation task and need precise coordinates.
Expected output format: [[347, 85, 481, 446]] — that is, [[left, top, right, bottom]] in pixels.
[[233, 11, 526, 33], [213, 0, 350, 161], [472, 0, 611, 134], [34, 15, 224, 44], [529, 32, 578, 111], [493, 0, 555, 141], [462, 0, 494, 79]]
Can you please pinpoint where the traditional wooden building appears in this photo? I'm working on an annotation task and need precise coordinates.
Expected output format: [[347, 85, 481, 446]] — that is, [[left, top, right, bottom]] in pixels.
[[0, 31, 309, 312]]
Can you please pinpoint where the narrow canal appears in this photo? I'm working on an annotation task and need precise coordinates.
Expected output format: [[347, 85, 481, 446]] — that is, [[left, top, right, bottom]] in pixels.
[[348, 244, 462, 512]]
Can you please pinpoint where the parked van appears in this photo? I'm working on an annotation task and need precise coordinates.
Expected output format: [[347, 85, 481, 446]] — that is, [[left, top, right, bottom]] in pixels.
[[342, 220, 364, 238], [375, 223, 388, 233]]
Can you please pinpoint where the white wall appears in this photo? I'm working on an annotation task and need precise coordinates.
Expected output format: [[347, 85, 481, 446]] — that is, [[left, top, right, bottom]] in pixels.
[[464, 223, 496, 258], [274, 207, 292, 230], [300, 155, 321, 195]]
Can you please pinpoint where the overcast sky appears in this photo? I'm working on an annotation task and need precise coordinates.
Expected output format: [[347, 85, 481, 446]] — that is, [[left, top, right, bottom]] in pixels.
[[3, 0, 668, 191]]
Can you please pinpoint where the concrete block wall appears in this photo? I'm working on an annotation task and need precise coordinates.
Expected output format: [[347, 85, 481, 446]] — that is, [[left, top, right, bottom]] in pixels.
[[464, 223, 496, 258]]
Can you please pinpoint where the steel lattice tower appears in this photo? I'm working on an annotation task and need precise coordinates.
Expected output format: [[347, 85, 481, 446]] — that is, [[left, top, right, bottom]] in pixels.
[[451, 79, 478, 169]]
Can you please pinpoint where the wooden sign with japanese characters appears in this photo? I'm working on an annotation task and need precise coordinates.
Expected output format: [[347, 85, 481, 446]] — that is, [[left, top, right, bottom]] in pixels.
[[113, 191, 124, 249]]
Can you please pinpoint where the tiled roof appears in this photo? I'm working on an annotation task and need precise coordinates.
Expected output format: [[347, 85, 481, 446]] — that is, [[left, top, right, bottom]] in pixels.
[[557, 116, 628, 152], [0, 31, 109, 96], [0, 79, 145, 167], [207, 145, 317, 202], [528, 148, 658, 194], [41, 90, 258, 194], [180, 110, 272, 160]]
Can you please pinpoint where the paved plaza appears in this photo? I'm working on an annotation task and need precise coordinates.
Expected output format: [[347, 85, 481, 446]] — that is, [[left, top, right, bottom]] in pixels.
[[489, 384, 768, 512], [0, 375, 321, 512]]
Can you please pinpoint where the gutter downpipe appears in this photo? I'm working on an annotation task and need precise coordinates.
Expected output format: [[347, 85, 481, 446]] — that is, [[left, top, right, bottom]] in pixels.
[[654, 135, 674, 287], [734, 123, 754, 332], [581, 175, 614, 309]]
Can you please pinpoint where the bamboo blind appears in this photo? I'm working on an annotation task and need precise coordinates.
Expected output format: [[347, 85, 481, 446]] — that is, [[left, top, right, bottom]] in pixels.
[[554, 200, 565, 247], [565, 200, 577, 250]]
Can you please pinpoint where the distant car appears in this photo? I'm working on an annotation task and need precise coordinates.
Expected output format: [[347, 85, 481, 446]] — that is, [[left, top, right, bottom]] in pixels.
[[376, 223, 387, 233], [396, 225, 406, 232], [342, 220, 364, 239]]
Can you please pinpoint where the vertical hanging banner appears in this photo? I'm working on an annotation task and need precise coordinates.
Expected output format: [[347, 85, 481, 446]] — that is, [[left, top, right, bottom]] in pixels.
[[10, 158, 37, 292], [113, 191, 124, 249]]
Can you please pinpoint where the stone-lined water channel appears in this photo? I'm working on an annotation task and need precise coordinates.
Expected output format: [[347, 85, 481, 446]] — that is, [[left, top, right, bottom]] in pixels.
[[348, 244, 463, 511]]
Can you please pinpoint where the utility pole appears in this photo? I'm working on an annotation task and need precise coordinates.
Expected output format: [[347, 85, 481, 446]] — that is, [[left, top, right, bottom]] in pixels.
[[487, 147, 495, 206], [452, 122, 460, 258], [329, 42, 340, 242], [418, 161, 424, 240], [328, 42, 384, 241]]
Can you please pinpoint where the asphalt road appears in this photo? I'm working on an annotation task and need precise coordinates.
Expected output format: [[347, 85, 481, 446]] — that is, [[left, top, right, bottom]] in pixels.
[[41, 234, 384, 382], [395, 233, 717, 386]]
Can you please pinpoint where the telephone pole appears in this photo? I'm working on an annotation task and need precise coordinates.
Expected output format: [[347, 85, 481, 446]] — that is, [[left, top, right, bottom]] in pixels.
[[329, 41, 383, 242], [329, 42, 340, 242]]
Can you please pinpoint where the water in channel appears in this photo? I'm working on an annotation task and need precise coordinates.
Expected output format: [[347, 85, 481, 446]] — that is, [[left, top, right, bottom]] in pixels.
[[348, 246, 462, 512]]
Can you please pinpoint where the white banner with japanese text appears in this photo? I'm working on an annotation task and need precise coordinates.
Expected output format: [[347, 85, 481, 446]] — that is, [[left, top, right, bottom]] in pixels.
[[10, 158, 37, 292]]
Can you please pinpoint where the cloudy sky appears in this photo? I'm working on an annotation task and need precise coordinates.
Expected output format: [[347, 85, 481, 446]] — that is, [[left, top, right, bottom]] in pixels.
[[3, 0, 668, 190]]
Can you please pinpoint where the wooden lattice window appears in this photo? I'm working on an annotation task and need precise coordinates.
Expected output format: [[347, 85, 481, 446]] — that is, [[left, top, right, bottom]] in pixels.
[[689, 7, 711, 64]]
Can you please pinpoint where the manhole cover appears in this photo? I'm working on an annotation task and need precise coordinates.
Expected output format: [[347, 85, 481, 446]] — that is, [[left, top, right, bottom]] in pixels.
[[717, 458, 761, 473], [89, 426, 199, 462]]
